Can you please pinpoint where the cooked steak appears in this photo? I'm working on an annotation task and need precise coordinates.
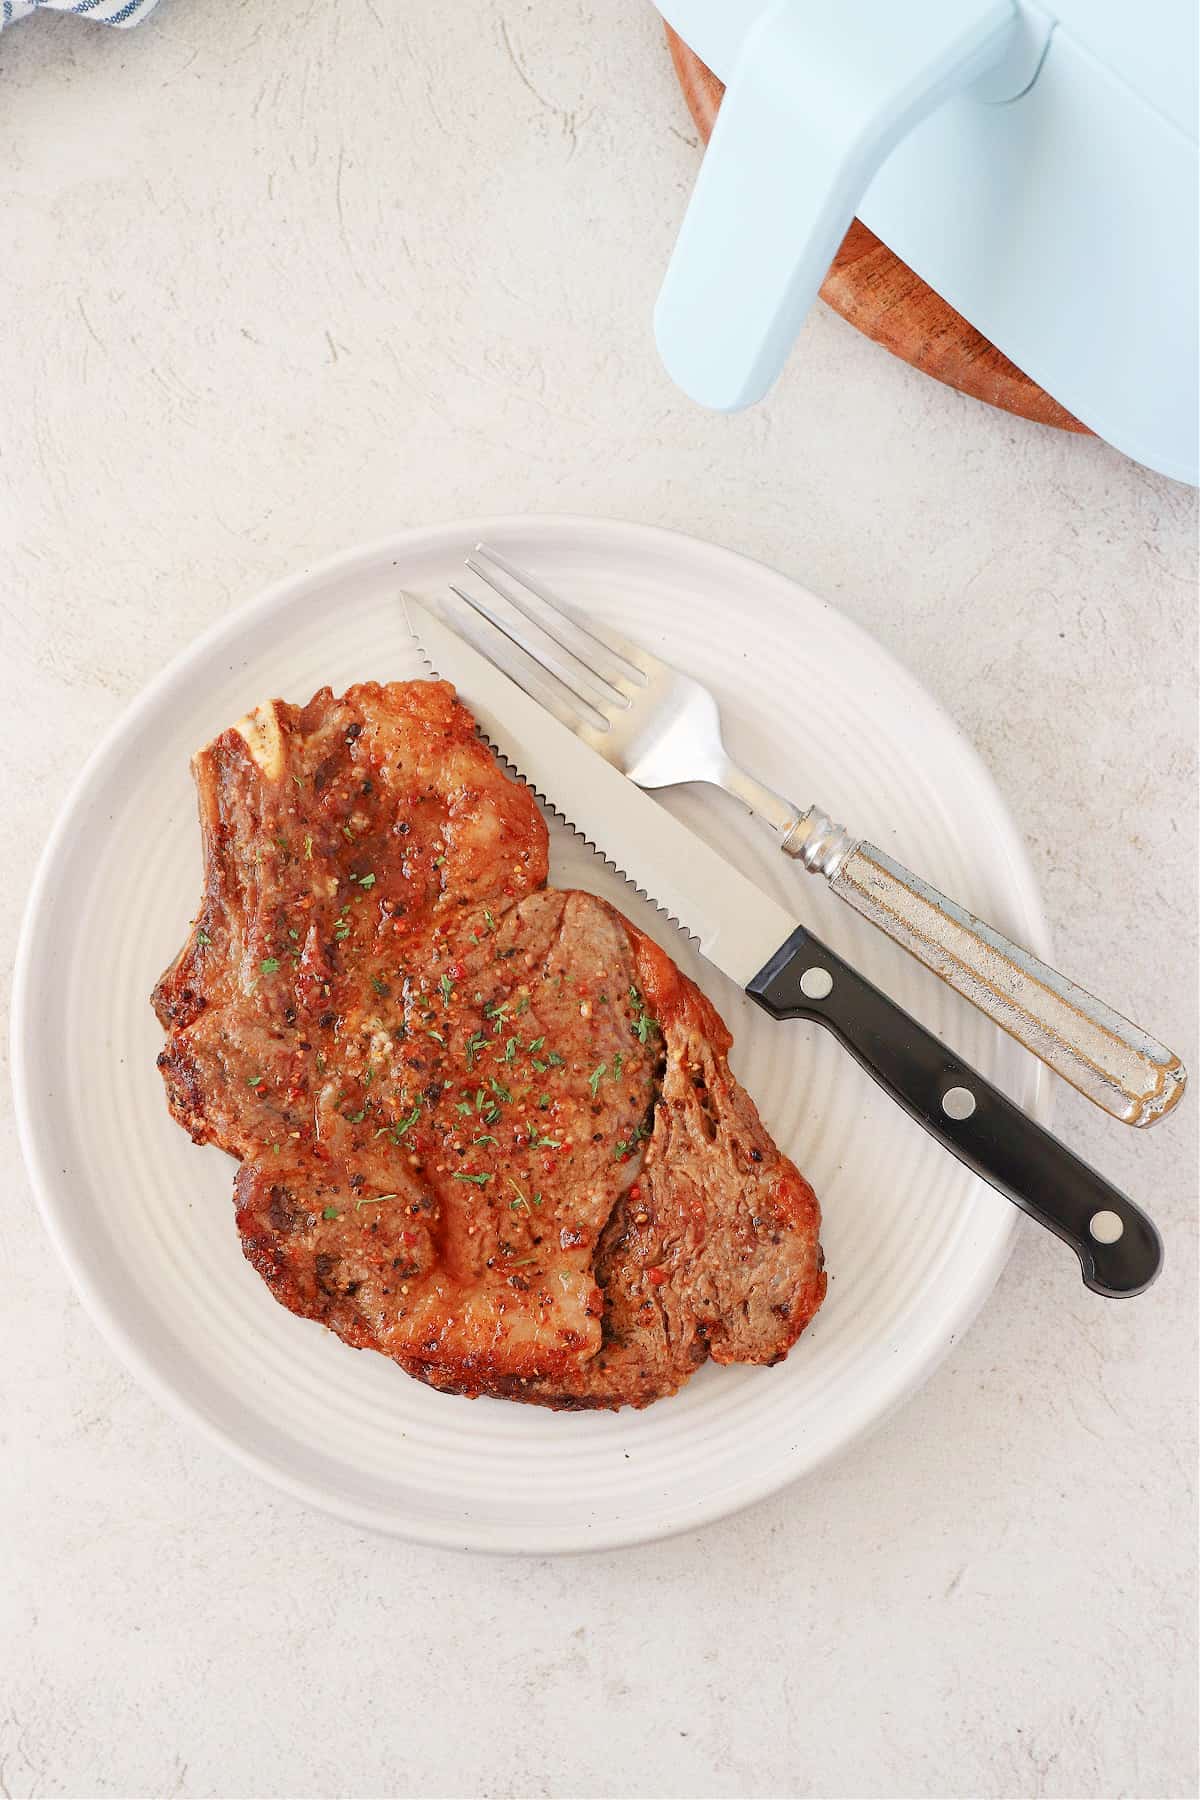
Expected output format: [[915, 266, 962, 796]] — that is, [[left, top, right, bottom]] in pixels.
[[152, 681, 825, 1408]]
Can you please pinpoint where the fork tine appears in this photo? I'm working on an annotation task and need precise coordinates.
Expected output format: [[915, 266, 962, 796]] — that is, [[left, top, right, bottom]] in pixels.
[[469, 544, 652, 688], [446, 587, 610, 735], [458, 560, 630, 719]]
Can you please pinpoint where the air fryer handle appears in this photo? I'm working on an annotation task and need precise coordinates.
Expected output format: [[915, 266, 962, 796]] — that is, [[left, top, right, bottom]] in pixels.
[[654, 0, 1021, 410], [747, 926, 1164, 1298]]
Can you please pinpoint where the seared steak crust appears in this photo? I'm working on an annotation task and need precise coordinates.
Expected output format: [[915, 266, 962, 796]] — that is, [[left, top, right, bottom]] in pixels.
[[153, 681, 825, 1408]]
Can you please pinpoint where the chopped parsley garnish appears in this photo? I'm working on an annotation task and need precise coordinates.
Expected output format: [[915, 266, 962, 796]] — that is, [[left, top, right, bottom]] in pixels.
[[439, 973, 454, 1002], [527, 1036, 545, 1053], [355, 872, 376, 889], [502, 1037, 519, 1063], [303, 834, 314, 861], [465, 1030, 488, 1070], [473, 1133, 497, 1146], [545, 1051, 566, 1069], [246, 1074, 264, 1088], [425, 1028, 446, 1046], [344, 1106, 369, 1124], [489, 1078, 512, 1104], [507, 1178, 542, 1216], [588, 1062, 607, 1099], [530, 1130, 561, 1149], [629, 986, 659, 1044], [260, 957, 280, 975], [370, 975, 388, 996], [614, 1117, 653, 1160], [356, 1192, 399, 1210], [196, 928, 212, 947], [392, 1101, 422, 1138], [322, 1205, 339, 1220], [453, 1171, 493, 1186]]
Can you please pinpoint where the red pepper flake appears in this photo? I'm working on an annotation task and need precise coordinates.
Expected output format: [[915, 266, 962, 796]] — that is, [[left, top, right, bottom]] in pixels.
[[628, 1183, 641, 1201], [647, 1265, 668, 1286]]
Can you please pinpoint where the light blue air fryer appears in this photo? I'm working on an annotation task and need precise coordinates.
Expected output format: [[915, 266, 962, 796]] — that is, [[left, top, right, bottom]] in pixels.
[[653, 0, 1198, 484]]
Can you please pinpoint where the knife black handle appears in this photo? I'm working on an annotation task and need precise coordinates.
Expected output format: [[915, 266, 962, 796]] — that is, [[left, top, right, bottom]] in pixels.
[[747, 927, 1163, 1297]]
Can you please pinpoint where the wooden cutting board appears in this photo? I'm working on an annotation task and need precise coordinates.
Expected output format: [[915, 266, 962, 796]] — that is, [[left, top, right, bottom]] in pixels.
[[665, 25, 1087, 434]]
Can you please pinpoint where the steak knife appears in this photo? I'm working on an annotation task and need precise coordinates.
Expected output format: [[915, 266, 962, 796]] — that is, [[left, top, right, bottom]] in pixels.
[[403, 595, 1164, 1298]]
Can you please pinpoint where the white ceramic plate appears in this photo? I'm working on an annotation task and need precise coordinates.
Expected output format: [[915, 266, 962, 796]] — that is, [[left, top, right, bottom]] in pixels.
[[13, 517, 1051, 1553]]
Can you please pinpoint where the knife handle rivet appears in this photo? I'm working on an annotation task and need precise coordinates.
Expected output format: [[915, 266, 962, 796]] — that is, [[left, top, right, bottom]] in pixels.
[[799, 967, 834, 1001], [1089, 1209, 1125, 1244], [941, 1085, 977, 1121]]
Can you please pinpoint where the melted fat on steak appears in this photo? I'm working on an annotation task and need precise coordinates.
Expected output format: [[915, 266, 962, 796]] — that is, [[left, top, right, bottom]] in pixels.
[[152, 680, 825, 1408]]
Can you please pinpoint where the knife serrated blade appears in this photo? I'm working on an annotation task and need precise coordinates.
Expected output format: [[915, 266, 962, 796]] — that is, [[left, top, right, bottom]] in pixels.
[[402, 593, 800, 991], [399, 589, 1164, 1301]]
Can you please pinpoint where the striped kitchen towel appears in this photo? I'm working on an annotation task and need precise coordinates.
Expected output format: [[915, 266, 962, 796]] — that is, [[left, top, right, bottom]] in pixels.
[[2, 0, 160, 27]]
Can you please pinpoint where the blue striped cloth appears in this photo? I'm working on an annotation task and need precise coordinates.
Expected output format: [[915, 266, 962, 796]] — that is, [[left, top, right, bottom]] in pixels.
[[2, 0, 159, 26]]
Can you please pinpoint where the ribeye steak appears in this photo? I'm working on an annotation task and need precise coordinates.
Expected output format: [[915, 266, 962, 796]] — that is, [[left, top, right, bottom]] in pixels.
[[152, 681, 825, 1407]]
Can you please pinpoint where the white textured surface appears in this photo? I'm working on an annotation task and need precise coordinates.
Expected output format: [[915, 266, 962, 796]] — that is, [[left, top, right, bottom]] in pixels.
[[0, 2, 1195, 1796]]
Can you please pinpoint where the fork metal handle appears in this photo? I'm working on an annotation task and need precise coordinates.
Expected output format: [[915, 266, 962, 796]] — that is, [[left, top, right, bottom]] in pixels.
[[777, 807, 1186, 1128]]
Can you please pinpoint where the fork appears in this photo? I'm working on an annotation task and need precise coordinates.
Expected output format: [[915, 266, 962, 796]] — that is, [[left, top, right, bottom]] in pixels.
[[445, 543, 1186, 1129]]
